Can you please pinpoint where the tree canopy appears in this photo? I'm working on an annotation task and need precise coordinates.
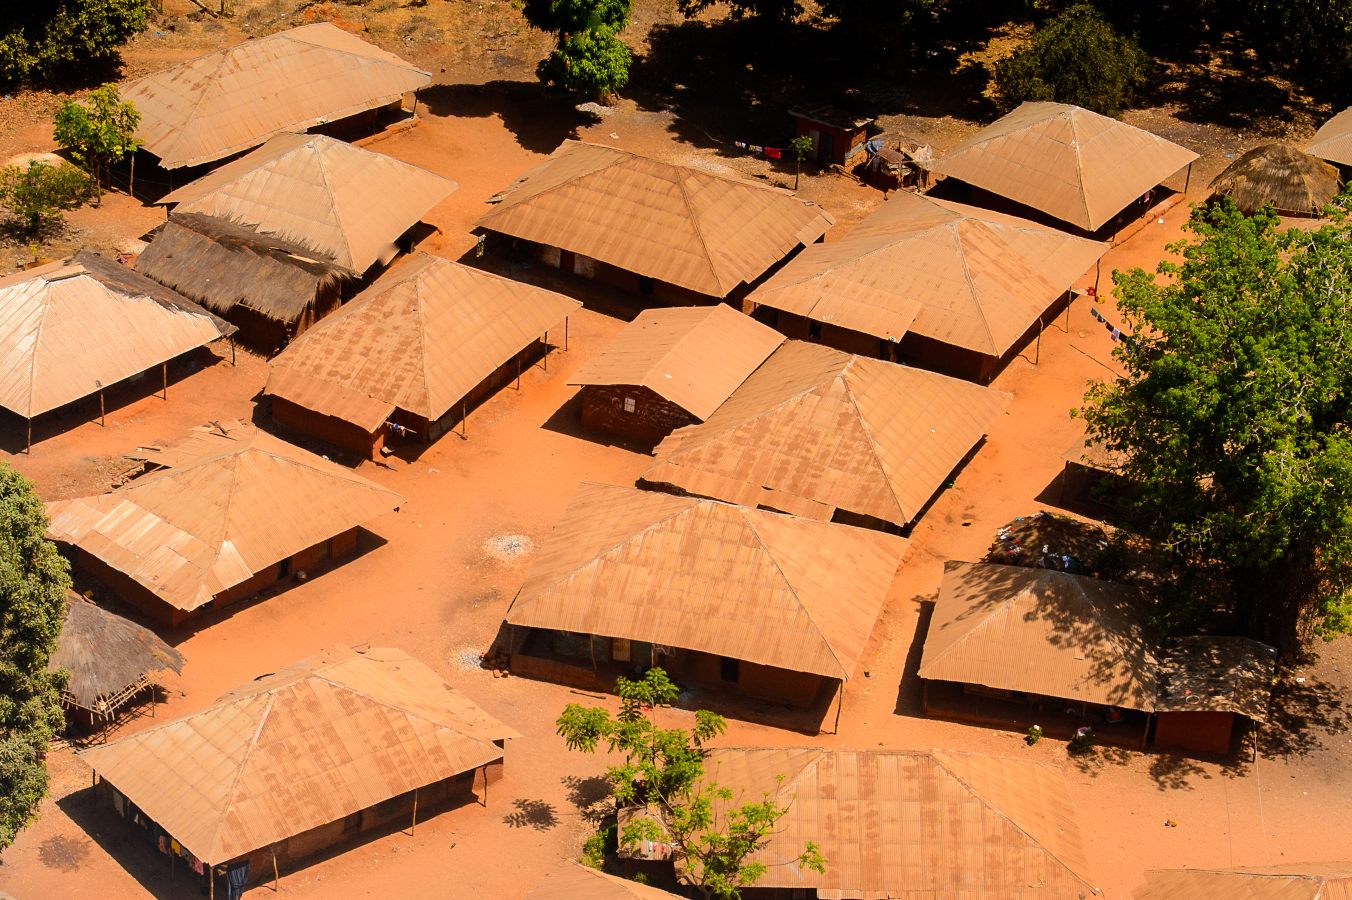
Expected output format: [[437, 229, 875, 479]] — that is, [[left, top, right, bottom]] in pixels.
[[52, 84, 142, 205], [524, 0, 633, 99], [0, 464, 70, 850], [1081, 199, 1352, 649], [0, 1, 149, 89]]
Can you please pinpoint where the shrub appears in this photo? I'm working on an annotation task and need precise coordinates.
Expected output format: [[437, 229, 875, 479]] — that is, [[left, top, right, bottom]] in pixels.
[[0, 161, 90, 237], [0, 1, 149, 89]]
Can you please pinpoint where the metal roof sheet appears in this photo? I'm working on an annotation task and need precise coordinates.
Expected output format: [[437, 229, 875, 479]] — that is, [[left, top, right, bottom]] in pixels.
[[159, 133, 457, 272], [477, 141, 835, 298], [1136, 864, 1352, 900], [929, 102, 1199, 231], [505, 483, 905, 680], [1156, 636, 1277, 721], [46, 421, 404, 612], [644, 341, 1011, 527], [642, 747, 1097, 898], [526, 861, 682, 899], [264, 253, 580, 432], [0, 252, 235, 419], [568, 305, 784, 419], [749, 193, 1106, 355], [79, 646, 517, 865], [919, 561, 1158, 711], [122, 23, 431, 169], [1309, 107, 1352, 167]]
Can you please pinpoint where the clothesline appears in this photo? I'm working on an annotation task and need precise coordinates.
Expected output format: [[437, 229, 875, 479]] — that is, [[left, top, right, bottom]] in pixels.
[[1088, 303, 1138, 353], [733, 141, 783, 160]]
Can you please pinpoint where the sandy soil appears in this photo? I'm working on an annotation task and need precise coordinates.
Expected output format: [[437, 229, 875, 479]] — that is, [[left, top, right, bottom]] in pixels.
[[0, 6, 1350, 899]]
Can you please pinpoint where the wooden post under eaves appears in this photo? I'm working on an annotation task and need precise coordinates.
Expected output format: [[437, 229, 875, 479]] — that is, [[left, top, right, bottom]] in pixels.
[[26, 418, 32, 454], [481, 764, 489, 807], [543, 331, 549, 372], [516, 355, 521, 390], [163, 362, 168, 400], [1034, 316, 1043, 366], [272, 846, 280, 891], [831, 681, 844, 734], [411, 788, 419, 836], [564, 316, 569, 351], [100, 389, 106, 426]]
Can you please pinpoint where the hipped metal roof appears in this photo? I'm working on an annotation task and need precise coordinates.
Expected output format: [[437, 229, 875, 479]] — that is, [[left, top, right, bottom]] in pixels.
[[1308, 107, 1352, 167], [644, 341, 1010, 527], [80, 646, 518, 865], [265, 253, 580, 433], [568, 305, 785, 420], [49, 591, 184, 713], [159, 133, 458, 272], [506, 482, 906, 681], [749, 192, 1107, 355], [46, 421, 403, 612], [0, 252, 235, 419], [650, 747, 1097, 898], [920, 561, 1159, 711], [1136, 863, 1352, 900], [478, 141, 835, 298], [526, 862, 682, 899], [122, 23, 431, 169], [929, 102, 1199, 231]]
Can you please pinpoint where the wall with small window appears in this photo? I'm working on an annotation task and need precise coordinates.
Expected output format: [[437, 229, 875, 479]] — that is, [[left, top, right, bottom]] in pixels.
[[578, 384, 700, 446]]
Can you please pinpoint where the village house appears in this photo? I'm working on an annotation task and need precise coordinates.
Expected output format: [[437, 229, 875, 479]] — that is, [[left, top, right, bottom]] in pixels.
[[568, 305, 784, 445], [121, 22, 431, 171], [789, 106, 874, 167], [0, 251, 235, 451], [747, 192, 1107, 382], [79, 646, 518, 896], [504, 482, 905, 718], [477, 141, 834, 305], [265, 253, 579, 458], [928, 101, 1199, 237], [642, 341, 1010, 532], [45, 420, 403, 628]]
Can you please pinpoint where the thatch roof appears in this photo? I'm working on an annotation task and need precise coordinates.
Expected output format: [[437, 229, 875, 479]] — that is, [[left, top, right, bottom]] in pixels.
[[49, 591, 184, 716], [0, 251, 235, 419], [122, 23, 431, 169], [160, 133, 457, 272], [136, 213, 354, 325], [1209, 144, 1343, 215]]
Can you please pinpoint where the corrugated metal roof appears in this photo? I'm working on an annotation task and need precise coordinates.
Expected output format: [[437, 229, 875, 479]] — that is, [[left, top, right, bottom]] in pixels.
[[477, 141, 835, 298], [749, 193, 1107, 355], [265, 253, 579, 432], [122, 23, 431, 169], [79, 646, 518, 865], [929, 102, 1199, 231], [526, 862, 682, 899], [159, 133, 457, 272], [505, 483, 905, 681], [634, 747, 1096, 898], [1309, 107, 1352, 167], [1136, 864, 1352, 900], [644, 341, 1011, 528], [1156, 636, 1276, 721], [919, 561, 1158, 711], [46, 421, 403, 612], [0, 252, 235, 419], [568, 305, 784, 419]]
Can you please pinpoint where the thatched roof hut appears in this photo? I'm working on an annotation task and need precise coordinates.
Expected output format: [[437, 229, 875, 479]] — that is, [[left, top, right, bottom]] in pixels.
[[49, 592, 183, 723], [1209, 144, 1343, 215], [136, 213, 353, 343]]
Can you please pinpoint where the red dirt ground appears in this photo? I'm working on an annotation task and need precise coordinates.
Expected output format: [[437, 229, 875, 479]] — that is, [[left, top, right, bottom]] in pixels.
[[1, 15, 1350, 900]]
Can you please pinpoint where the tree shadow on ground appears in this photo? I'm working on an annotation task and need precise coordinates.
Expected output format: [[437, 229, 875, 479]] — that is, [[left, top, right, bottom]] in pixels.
[[418, 81, 599, 154], [1259, 671, 1350, 760], [562, 774, 613, 826], [503, 798, 560, 830]]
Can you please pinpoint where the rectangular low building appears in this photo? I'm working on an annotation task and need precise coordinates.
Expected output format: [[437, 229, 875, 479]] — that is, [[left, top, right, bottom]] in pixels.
[[790, 106, 874, 167]]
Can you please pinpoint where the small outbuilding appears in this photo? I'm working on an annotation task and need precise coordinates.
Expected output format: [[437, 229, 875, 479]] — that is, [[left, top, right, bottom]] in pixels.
[[477, 141, 834, 304], [79, 646, 518, 896], [48, 591, 184, 733], [928, 101, 1199, 235], [643, 341, 1011, 531], [0, 251, 236, 450], [1136, 863, 1352, 899], [747, 192, 1107, 381], [46, 420, 404, 628], [265, 253, 580, 457], [504, 482, 906, 716], [620, 747, 1098, 898], [790, 106, 874, 167], [1208, 144, 1342, 216], [568, 305, 784, 445], [135, 213, 354, 352], [122, 23, 431, 170], [1154, 636, 1277, 756]]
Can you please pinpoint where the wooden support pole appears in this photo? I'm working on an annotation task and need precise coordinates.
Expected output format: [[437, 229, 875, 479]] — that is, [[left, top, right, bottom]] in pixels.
[[272, 847, 279, 891], [481, 764, 489, 807], [26, 418, 31, 454], [1063, 290, 1072, 333], [209, 867, 215, 900], [461, 403, 467, 438], [1034, 317, 1044, 365], [831, 681, 844, 735], [100, 389, 106, 426], [230, 338, 236, 367], [163, 362, 168, 400], [1094, 258, 1102, 296], [411, 788, 419, 835], [542, 331, 549, 372], [129, 154, 135, 201], [1184, 161, 1193, 194], [564, 316, 569, 351], [516, 354, 521, 390]]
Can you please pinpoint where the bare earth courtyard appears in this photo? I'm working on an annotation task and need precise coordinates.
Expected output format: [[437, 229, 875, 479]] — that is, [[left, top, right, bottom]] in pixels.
[[1, 2, 1351, 898]]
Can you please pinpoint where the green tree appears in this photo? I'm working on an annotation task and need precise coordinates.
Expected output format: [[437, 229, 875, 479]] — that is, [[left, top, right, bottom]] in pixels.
[[994, 4, 1149, 117], [52, 84, 142, 206], [1080, 199, 1352, 648], [0, 1, 149, 89], [523, 0, 633, 100], [557, 669, 823, 898], [0, 464, 70, 850], [0, 161, 91, 238], [788, 134, 813, 190]]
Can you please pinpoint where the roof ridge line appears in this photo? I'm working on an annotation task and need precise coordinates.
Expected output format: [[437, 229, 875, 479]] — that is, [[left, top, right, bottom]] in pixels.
[[673, 171, 726, 294], [24, 275, 55, 419], [488, 146, 629, 217], [740, 511, 850, 678], [1064, 570, 1156, 701], [309, 140, 359, 269], [836, 357, 912, 524], [949, 220, 1001, 354], [761, 222, 933, 306], [211, 690, 279, 864], [1067, 110, 1097, 229], [157, 48, 232, 165], [924, 563, 1031, 668], [309, 669, 506, 747]]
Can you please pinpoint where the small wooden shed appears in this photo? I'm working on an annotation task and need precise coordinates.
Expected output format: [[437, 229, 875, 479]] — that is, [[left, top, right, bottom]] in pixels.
[[790, 106, 874, 167], [1154, 636, 1276, 756]]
